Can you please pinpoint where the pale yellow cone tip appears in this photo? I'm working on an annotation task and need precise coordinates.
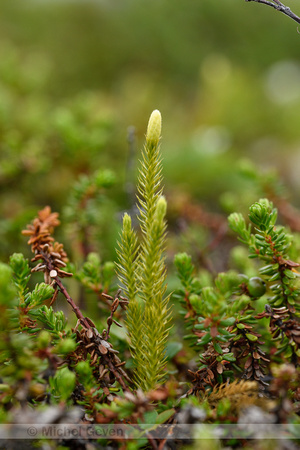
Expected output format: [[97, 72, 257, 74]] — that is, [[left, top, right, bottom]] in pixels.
[[146, 110, 162, 146]]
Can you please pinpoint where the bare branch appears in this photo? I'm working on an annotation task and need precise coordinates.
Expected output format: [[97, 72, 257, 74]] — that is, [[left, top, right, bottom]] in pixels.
[[245, 0, 300, 25]]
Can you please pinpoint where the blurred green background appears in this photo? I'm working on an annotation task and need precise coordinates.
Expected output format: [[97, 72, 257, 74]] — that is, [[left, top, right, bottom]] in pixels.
[[1, 0, 300, 265]]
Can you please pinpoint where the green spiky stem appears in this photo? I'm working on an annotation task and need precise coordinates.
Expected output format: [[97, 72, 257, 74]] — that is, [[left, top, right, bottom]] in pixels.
[[116, 110, 171, 391]]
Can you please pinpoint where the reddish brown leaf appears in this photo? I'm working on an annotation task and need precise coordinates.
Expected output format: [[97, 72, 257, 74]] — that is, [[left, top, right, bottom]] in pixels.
[[255, 369, 264, 379], [244, 356, 253, 370], [207, 368, 215, 379], [210, 325, 218, 338], [252, 351, 261, 360], [217, 363, 223, 374], [99, 344, 108, 354]]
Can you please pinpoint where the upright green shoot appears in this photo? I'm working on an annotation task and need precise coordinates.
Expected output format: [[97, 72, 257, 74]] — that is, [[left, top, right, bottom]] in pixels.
[[116, 110, 171, 391]]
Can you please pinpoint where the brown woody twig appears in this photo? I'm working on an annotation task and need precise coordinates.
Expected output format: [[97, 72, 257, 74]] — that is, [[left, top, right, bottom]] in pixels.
[[245, 0, 300, 25], [23, 206, 132, 392]]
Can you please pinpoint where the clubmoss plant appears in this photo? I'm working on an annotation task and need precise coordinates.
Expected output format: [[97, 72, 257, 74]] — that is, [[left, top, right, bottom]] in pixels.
[[2, 109, 300, 449], [116, 110, 171, 391]]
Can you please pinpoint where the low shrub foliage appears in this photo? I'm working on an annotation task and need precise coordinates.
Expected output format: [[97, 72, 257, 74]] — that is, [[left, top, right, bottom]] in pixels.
[[1, 111, 300, 449]]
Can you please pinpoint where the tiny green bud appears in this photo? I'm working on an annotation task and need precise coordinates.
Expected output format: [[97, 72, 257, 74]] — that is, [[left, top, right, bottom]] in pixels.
[[102, 261, 115, 281], [87, 252, 101, 265], [228, 213, 246, 233], [189, 294, 201, 312], [249, 200, 276, 230], [250, 203, 264, 220], [55, 338, 77, 354], [55, 367, 76, 400], [94, 169, 116, 188], [38, 330, 51, 349], [146, 109, 162, 146], [201, 287, 218, 306], [75, 361, 93, 380], [247, 277, 266, 298], [258, 198, 273, 211], [10, 253, 28, 270], [174, 252, 192, 267]]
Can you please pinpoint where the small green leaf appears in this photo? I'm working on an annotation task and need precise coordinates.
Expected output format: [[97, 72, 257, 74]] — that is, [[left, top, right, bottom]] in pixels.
[[143, 410, 158, 424], [269, 272, 280, 282], [213, 342, 223, 354], [155, 409, 175, 424], [194, 323, 205, 330], [283, 270, 295, 279], [245, 333, 258, 342], [199, 333, 211, 346], [222, 354, 236, 362], [219, 317, 235, 327]]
